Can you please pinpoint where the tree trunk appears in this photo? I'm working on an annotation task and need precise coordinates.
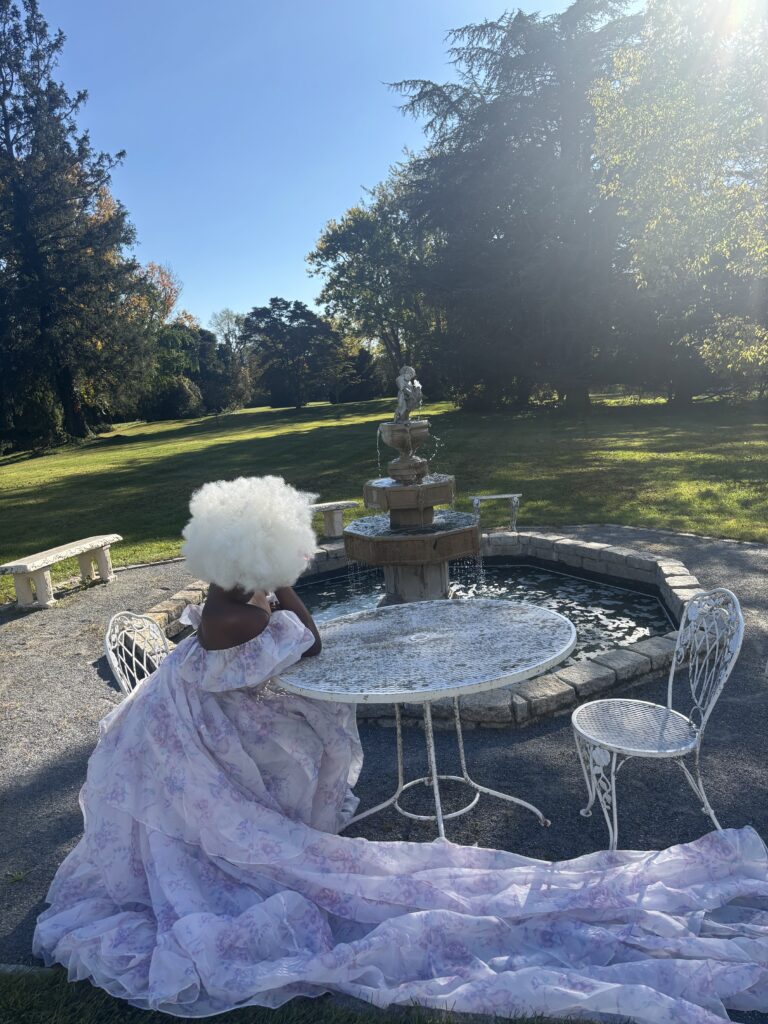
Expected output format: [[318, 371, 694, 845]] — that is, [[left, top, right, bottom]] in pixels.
[[55, 365, 90, 438], [380, 327, 403, 378], [512, 377, 534, 409], [669, 379, 694, 407], [563, 383, 591, 413]]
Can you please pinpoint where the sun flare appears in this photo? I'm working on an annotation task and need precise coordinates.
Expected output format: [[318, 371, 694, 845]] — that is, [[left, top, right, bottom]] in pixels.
[[719, 0, 764, 35]]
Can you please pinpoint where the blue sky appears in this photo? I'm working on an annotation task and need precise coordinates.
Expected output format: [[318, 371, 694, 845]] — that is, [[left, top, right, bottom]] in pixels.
[[45, 0, 571, 327]]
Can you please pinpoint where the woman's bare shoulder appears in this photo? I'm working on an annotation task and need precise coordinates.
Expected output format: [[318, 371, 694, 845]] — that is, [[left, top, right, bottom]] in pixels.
[[198, 604, 271, 652]]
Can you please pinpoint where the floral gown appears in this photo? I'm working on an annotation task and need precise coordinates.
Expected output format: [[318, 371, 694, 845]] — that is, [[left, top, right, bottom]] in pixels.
[[34, 610, 768, 1022]]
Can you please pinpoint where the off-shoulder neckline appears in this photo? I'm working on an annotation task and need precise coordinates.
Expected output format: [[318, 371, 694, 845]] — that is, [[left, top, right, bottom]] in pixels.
[[194, 609, 303, 655]]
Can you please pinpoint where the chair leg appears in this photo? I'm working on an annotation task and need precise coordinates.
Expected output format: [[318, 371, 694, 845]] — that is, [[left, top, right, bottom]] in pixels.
[[578, 738, 620, 850], [574, 731, 597, 817], [677, 748, 722, 831]]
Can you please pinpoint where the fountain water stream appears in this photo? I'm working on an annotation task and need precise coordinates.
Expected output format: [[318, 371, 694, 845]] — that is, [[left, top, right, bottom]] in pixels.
[[344, 368, 480, 603]]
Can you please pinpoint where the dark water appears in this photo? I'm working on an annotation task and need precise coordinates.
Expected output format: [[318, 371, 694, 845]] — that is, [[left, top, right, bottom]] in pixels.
[[296, 562, 672, 664]]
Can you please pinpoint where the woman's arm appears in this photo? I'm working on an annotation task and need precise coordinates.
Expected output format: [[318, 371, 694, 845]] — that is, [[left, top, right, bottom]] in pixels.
[[273, 586, 321, 657]]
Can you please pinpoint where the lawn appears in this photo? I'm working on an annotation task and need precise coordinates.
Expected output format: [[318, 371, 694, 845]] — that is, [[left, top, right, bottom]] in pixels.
[[0, 969, 579, 1024], [1, 396, 766, 601]]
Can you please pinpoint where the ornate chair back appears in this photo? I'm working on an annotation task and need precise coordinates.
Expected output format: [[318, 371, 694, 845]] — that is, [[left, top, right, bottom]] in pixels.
[[668, 588, 744, 732], [105, 612, 170, 695]]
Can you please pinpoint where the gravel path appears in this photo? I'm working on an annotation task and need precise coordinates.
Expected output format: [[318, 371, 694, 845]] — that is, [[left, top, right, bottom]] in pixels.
[[2, 527, 767, 1013]]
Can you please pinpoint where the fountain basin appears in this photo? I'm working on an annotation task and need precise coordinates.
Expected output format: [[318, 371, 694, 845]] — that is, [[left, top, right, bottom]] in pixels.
[[378, 419, 431, 483], [378, 419, 430, 455], [363, 474, 455, 514], [344, 511, 480, 567], [145, 528, 686, 727]]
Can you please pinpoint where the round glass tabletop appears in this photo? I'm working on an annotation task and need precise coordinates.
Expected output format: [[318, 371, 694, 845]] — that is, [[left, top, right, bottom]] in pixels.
[[279, 599, 576, 704]]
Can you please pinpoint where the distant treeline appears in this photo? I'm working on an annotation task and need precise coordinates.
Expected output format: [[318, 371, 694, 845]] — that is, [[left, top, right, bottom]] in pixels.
[[1, 0, 766, 451]]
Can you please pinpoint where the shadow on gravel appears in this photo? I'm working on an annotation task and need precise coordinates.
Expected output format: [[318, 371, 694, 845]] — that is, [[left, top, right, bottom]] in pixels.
[[92, 653, 121, 693], [1, 740, 93, 962]]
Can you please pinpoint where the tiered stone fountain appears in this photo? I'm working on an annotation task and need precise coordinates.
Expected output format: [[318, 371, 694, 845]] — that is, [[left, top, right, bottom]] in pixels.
[[344, 367, 480, 603]]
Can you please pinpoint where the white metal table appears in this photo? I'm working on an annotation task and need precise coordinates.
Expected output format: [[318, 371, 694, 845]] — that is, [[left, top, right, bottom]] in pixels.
[[279, 599, 576, 838]]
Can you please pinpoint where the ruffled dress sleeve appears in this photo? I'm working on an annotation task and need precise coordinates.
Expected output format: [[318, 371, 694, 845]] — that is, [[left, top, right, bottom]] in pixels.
[[179, 609, 316, 694]]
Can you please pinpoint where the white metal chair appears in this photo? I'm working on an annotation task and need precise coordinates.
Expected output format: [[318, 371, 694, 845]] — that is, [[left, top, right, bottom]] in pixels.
[[105, 612, 170, 695], [571, 587, 744, 849]]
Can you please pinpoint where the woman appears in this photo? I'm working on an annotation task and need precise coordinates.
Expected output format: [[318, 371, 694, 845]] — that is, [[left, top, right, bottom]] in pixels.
[[35, 477, 768, 1022], [178, 479, 362, 832]]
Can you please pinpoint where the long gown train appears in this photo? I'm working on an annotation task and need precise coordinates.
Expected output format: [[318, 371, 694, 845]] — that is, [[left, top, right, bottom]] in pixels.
[[34, 610, 768, 1022]]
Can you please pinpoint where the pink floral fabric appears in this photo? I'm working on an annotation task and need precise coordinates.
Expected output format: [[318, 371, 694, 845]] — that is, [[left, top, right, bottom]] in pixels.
[[34, 611, 768, 1021]]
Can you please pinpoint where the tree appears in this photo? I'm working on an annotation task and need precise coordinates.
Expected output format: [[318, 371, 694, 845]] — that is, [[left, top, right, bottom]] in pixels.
[[142, 262, 182, 324], [308, 173, 444, 382], [392, 1, 641, 410], [138, 320, 250, 420], [324, 334, 384, 404], [209, 308, 246, 354], [593, 0, 768, 403], [0, 0, 147, 441], [209, 307, 260, 404], [699, 316, 768, 398], [195, 328, 251, 413], [241, 298, 341, 409]]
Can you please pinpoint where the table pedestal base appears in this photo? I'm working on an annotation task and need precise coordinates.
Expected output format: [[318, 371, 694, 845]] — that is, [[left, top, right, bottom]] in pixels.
[[348, 698, 552, 839]]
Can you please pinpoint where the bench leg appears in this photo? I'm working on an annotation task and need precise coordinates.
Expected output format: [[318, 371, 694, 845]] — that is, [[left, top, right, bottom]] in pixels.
[[94, 546, 115, 583], [14, 574, 36, 607], [31, 570, 56, 608], [510, 495, 521, 533], [77, 553, 94, 582], [323, 509, 344, 538]]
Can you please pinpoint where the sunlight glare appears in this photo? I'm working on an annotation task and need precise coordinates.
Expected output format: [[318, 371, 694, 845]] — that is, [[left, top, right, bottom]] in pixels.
[[720, 0, 763, 36]]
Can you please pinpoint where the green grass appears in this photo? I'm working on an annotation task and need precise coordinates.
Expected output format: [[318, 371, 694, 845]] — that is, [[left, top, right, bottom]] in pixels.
[[1, 397, 766, 601], [0, 970, 585, 1024]]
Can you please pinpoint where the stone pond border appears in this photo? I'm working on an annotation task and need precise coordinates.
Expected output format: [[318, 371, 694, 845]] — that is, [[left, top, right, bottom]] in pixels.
[[144, 530, 697, 729]]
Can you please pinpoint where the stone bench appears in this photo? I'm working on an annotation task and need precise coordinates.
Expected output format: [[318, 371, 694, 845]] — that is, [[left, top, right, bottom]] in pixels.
[[0, 534, 122, 608], [311, 501, 358, 539], [471, 493, 523, 532]]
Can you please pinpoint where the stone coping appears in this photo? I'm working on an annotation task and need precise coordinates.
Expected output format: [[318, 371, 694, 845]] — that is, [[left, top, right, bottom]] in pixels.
[[143, 531, 699, 729]]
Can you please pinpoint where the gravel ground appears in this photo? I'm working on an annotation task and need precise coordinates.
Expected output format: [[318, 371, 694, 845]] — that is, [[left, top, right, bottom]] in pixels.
[[1, 527, 767, 1010]]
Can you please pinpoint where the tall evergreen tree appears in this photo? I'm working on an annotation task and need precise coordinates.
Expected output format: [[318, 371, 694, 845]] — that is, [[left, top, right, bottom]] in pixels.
[[0, 0, 143, 441], [395, 0, 641, 410]]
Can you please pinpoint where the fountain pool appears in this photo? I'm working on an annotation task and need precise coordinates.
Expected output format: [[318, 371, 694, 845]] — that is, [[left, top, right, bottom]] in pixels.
[[296, 560, 672, 666]]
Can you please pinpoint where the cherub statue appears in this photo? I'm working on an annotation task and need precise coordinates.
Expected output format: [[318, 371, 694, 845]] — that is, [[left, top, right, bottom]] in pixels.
[[394, 365, 422, 423]]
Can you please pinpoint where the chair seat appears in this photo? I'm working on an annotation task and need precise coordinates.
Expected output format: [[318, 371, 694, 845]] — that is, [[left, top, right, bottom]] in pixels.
[[572, 698, 698, 758]]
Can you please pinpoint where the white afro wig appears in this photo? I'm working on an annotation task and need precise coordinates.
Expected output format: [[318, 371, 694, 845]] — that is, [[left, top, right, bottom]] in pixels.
[[181, 476, 318, 592]]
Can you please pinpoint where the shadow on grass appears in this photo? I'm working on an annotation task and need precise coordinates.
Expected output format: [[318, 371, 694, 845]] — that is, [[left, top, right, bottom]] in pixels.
[[2, 399, 767, 580], [0, 400, 396, 469], [0, 968, 589, 1024]]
